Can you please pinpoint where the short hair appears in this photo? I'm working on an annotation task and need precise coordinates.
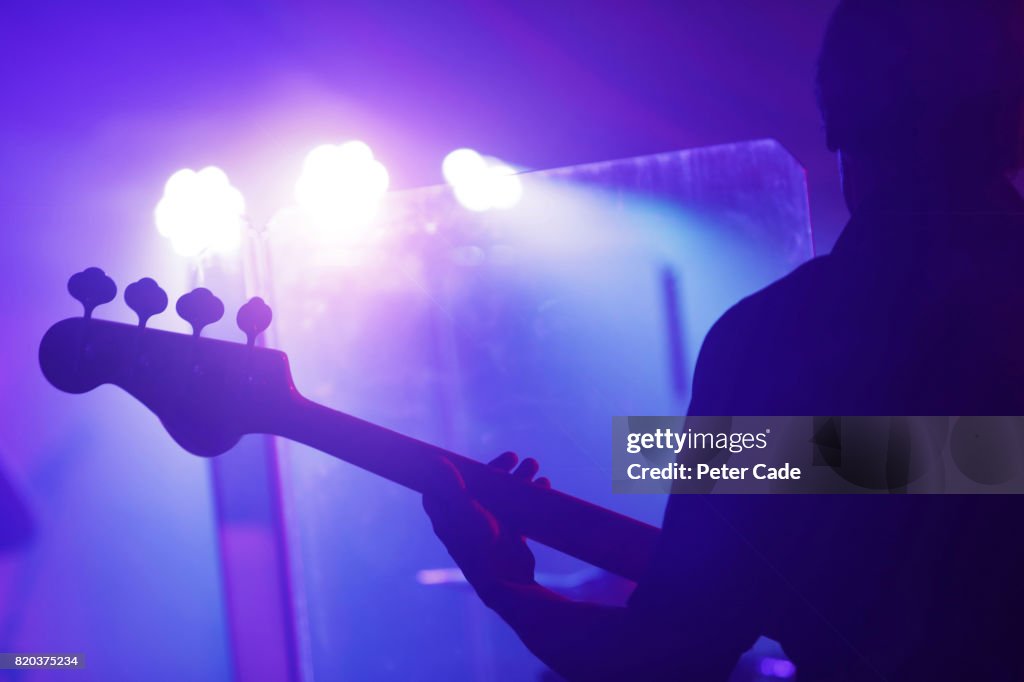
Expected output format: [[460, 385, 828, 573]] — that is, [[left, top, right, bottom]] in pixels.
[[816, 0, 1024, 173]]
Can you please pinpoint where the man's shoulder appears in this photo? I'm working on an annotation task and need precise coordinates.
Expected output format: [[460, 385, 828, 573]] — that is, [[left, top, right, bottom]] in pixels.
[[707, 255, 834, 349], [689, 256, 835, 415]]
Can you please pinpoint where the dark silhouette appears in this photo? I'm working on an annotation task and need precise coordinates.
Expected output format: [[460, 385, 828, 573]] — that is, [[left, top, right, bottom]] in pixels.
[[425, 1, 1024, 679]]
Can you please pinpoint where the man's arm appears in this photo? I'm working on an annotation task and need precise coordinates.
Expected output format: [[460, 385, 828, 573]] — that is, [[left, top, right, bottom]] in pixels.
[[423, 453, 754, 681]]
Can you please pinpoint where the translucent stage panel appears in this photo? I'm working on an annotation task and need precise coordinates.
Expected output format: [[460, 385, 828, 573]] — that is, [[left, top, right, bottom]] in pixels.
[[265, 139, 814, 681]]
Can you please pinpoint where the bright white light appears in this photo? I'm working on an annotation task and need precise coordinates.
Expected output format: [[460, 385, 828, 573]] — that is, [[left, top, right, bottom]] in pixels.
[[154, 166, 246, 257], [442, 148, 486, 186], [443, 149, 523, 212], [338, 140, 374, 167], [487, 164, 523, 210], [294, 140, 390, 236], [453, 176, 494, 212]]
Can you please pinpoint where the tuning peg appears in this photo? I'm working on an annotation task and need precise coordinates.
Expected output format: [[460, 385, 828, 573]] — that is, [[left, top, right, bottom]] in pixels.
[[236, 297, 273, 346], [176, 288, 224, 337], [124, 278, 168, 328], [68, 267, 117, 319]]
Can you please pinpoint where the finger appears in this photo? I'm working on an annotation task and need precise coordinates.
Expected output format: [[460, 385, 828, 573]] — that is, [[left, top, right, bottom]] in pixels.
[[535, 476, 551, 489], [489, 451, 518, 472], [514, 457, 540, 480]]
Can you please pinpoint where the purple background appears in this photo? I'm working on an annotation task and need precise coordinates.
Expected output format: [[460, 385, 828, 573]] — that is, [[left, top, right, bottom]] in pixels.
[[0, 2, 839, 679]]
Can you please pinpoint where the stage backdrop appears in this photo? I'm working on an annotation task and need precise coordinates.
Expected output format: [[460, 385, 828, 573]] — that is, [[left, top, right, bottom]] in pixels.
[[260, 139, 813, 681], [0, 139, 810, 682]]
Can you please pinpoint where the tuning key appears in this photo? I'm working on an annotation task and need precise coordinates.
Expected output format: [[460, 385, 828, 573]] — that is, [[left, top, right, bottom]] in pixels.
[[236, 297, 273, 346], [68, 267, 117, 319], [176, 288, 224, 337], [124, 278, 168, 327]]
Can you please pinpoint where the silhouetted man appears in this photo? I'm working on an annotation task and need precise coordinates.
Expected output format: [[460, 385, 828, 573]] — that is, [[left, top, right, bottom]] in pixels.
[[425, 1, 1024, 679]]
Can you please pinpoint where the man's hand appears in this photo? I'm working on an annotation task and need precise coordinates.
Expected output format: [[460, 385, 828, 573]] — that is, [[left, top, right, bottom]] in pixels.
[[424, 455, 655, 681], [423, 452, 549, 605]]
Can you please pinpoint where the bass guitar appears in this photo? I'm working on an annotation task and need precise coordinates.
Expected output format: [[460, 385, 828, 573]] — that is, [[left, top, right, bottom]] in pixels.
[[40, 268, 660, 582]]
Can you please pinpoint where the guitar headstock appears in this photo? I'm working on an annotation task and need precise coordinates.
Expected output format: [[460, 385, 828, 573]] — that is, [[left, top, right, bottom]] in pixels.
[[40, 267, 295, 457]]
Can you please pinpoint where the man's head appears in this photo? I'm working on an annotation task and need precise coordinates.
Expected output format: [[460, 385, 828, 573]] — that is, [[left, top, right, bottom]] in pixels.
[[817, 0, 1024, 209]]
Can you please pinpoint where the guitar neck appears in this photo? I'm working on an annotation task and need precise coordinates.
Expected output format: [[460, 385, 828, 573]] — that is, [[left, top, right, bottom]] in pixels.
[[269, 394, 660, 583]]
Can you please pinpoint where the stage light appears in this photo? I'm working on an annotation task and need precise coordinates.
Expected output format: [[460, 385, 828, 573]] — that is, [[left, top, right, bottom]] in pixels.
[[452, 176, 495, 212], [442, 148, 486, 186], [443, 149, 523, 212], [486, 164, 523, 210], [155, 166, 246, 257], [294, 140, 390, 235]]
